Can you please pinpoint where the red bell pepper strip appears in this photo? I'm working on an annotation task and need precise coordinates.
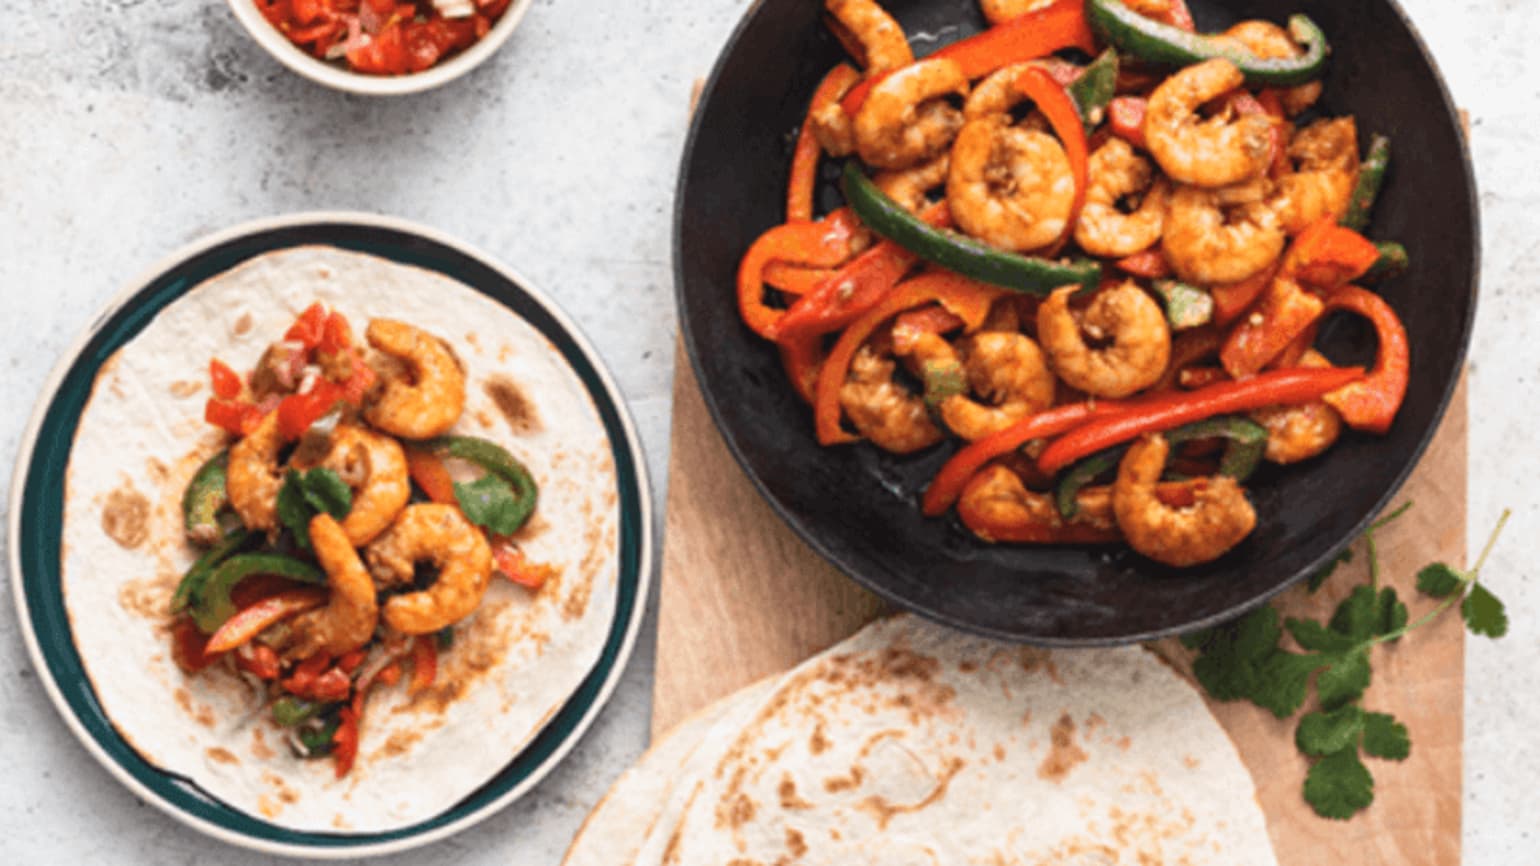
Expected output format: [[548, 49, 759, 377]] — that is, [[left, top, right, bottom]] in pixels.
[[891, 304, 967, 347], [763, 262, 841, 295], [779, 332, 824, 405], [1284, 217, 1381, 289], [814, 273, 1001, 446], [405, 447, 458, 505], [1037, 366, 1365, 474], [1320, 287, 1409, 434], [840, 0, 1096, 117], [332, 704, 360, 778], [411, 636, 438, 692], [1220, 275, 1325, 378], [1107, 96, 1148, 149], [1152, 325, 1222, 392], [209, 359, 243, 400], [1114, 248, 1172, 279], [376, 661, 403, 688], [772, 203, 948, 341], [491, 541, 556, 590], [171, 618, 219, 673], [957, 466, 1122, 544], [205, 588, 327, 655], [1270, 321, 1319, 370], [337, 649, 366, 674], [234, 643, 281, 680], [282, 650, 333, 696], [738, 209, 863, 339], [789, 64, 861, 223], [1210, 261, 1279, 326], [304, 667, 353, 703], [922, 401, 1129, 516], [1178, 366, 1230, 389], [1015, 66, 1088, 255]]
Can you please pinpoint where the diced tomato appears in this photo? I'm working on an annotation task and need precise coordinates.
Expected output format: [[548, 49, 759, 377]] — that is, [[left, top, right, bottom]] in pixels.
[[282, 651, 334, 696], [318, 311, 355, 355], [205, 398, 264, 436], [277, 380, 346, 440], [491, 542, 555, 590], [307, 668, 353, 703], [285, 302, 329, 350], [337, 649, 367, 674], [235, 642, 281, 680], [406, 448, 458, 505], [209, 359, 243, 400], [171, 618, 219, 673]]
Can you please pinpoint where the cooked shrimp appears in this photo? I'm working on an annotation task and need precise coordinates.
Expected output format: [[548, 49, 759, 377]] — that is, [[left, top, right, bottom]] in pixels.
[[1251, 351, 1342, 463], [978, 0, 1057, 25], [366, 504, 494, 635], [1112, 434, 1257, 567], [854, 58, 968, 170], [364, 319, 467, 441], [958, 466, 1118, 542], [839, 345, 945, 454], [293, 425, 410, 547], [1037, 282, 1170, 399], [1145, 59, 1273, 188], [1271, 117, 1359, 235], [937, 332, 1056, 440], [1074, 138, 1169, 258], [946, 117, 1075, 252], [1162, 183, 1286, 284], [811, 99, 859, 157], [1220, 21, 1322, 116], [226, 412, 284, 533], [963, 63, 1036, 121], [826, 0, 913, 74], [281, 514, 379, 660], [873, 154, 950, 213]]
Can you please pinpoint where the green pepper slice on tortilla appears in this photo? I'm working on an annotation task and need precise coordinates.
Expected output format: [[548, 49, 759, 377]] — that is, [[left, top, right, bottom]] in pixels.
[[190, 553, 325, 634], [182, 451, 229, 546], [425, 436, 540, 536], [170, 528, 253, 616]]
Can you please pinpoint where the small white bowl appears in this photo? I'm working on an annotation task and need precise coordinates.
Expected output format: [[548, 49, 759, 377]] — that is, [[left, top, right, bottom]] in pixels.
[[228, 0, 534, 96]]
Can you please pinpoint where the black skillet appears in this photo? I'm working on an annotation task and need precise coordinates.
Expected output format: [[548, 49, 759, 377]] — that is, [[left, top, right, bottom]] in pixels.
[[673, 0, 1477, 645]]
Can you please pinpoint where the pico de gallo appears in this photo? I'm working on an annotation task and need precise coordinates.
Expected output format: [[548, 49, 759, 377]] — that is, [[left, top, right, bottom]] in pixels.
[[254, 0, 514, 76]]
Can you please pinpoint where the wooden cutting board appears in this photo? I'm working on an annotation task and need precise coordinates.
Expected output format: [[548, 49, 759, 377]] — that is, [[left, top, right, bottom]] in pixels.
[[654, 343, 1467, 865]]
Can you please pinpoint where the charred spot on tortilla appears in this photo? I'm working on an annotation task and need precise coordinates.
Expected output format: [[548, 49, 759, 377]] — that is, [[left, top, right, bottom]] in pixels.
[[1037, 713, 1089, 783], [231, 310, 255, 337], [101, 481, 150, 549], [169, 380, 202, 398], [206, 746, 239, 765], [486, 377, 543, 435]]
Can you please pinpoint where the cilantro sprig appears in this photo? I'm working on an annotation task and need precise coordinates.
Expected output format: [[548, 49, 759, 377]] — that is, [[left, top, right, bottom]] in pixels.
[[1182, 505, 1510, 820], [276, 467, 353, 549]]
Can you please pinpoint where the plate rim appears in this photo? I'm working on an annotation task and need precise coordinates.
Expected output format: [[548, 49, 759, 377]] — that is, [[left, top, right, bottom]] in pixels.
[[7, 210, 655, 858], [672, 0, 1480, 646]]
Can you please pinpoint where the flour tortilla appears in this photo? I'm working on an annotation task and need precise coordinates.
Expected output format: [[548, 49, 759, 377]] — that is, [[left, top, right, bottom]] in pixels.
[[61, 246, 621, 832], [561, 678, 778, 866], [630, 614, 1278, 866]]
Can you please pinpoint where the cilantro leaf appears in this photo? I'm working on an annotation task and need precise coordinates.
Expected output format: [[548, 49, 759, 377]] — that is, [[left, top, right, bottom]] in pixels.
[[1308, 548, 1352, 593], [1377, 587, 1409, 637], [1304, 748, 1375, 819], [1462, 583, 1509, 638], [1317, 648, 1371, 709], [1286, 618, 1357, 654], [1328, 585, 1381, 642], [1190, 607, 1284, 703], [1251, 650, 1320, 719], [1178, 628, 1212, 650], [454, 474, 524, 536], [1361, 711, 1411, 761], [277, 471, 314, 549], [1296, 705, 1364, 756], [1416, 563, 1465, 599]]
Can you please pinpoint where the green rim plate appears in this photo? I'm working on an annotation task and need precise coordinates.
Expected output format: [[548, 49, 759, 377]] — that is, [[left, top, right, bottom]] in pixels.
[[7, 213, 653, 858]]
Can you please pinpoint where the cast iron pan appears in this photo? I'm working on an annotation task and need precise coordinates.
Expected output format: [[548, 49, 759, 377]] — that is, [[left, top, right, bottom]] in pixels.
[[674, 0, 1477, 645]]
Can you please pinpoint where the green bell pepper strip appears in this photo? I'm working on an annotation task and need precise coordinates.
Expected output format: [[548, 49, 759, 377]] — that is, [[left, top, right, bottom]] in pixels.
[[1363, 241, 1408, 282], [841, 162, 1102, 295], [190, 553, 325, 634], [170, 528, 253, 615], [296, 717, 340, 756], [1342, 134, 1390, 232], [426, 435, 540, 534], [1053, 416, 1267, 519], [182, 451, 229, 545], [1152, 279, 1215, 330], [1067, 48, 1119, 127], [272, 696, 326, 727], [1086, 0, 1330, 87]]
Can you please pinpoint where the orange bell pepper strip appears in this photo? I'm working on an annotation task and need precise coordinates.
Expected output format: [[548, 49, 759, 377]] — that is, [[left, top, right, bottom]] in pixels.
[[205, 588, 327, 655], [1269, 321, 1319, 370], [1114, 248, 1172, 279], [1210, 261, 1279, 326], [922, 401, 1129, 517], [411, 635, 438, 692], [840, 0, 1096, 117], [1285, 217, 1381, 289], [738, 208, 863, 339], [789, 64, 861, 222], [1107, 96, 1148, 150], [814, 273, 1002, 446], [1320, 286, 1409, 434], [492, 541, 556, 590], [1015, 66, 1088, 255], [1036, 366, 1365, 474], [1152, 325, 1222, 392], [405, 447, 458, 504], [763, 262, 840, 295], [778, 332, 824, 404], [891, 304, 967, 349], [1219, 275, 1325, 378], [957, 466, 1122, 544]]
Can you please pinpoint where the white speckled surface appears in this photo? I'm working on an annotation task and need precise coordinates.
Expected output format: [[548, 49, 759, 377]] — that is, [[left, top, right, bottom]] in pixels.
[[0, 0, 1534, 862]]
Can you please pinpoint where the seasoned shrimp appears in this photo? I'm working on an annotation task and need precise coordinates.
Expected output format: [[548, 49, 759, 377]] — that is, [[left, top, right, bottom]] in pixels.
[[963, 63, 1036, 121], [937, 332, 1056, 440], [364, 319, 467, 440], [366, 504, 493, 635], [1112, 434, 1257, 567], [1251, 351, 1342, 463], [947, 117, 1075, 252], [293, 425, 410, 547], [1271, 117, 1359, 235], [978, 0, 1057, 25], [1162, 183, 1286, 284], [854, 58, 969, 170], [226, 412, 284, 533], [873, 154, 950, 213], [959, 465, 1118, 543], [281, 514, 380, 660], [1074, 138, 1170, 258], [1037, 282, 1170, 398], [1220, 21, 1322, 117], [839, 345, 945, 454], [826, 0, 913, 74], [1145, 59, 1273, 188]]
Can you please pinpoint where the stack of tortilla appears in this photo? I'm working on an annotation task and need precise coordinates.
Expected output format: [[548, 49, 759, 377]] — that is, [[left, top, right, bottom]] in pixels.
[[565, 614, 1278, 865]]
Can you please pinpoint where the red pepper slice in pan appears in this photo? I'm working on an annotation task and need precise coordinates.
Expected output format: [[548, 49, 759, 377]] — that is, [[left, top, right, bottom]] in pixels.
[[1036, 366, 1365, 475], [1210, 261, 1279, 326], [788, 64, 861, 223], [1107, 96, 1148, 149], [1015, 66, 1088, 256], [738, 208, 863, 339], [1320, 286, 1409, 434], [1219, 275, 1324, 378], [1285, 217, 1381, 290], [1114, 248, 1172, 279], [763, 262, 841, 295]]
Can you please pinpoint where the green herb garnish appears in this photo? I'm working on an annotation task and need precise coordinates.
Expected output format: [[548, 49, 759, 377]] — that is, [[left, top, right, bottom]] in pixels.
[[276, 468, 352, 549]]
